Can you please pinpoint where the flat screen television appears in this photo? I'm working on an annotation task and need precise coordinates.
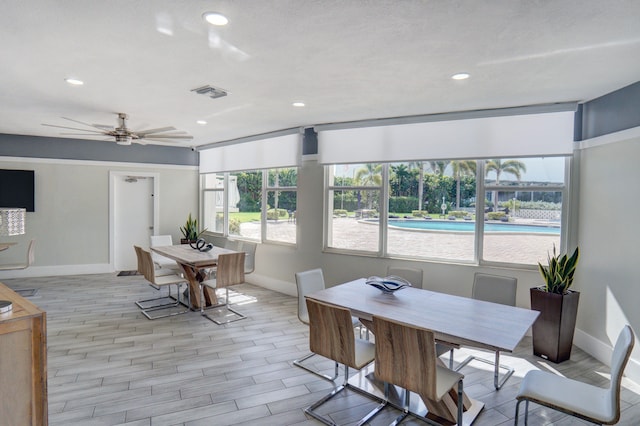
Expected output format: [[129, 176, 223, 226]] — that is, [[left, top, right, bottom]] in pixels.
[[0, 169, 35, 212]]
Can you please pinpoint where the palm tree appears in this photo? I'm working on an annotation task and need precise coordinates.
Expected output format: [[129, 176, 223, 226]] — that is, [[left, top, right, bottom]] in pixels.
[[407, 161, 425, 211], [390, 164, 410, 196], [450, 160, 477, 209], [427, 160, 449, 176], [485, 159, 526, 211], [354, 164, 382, 209]]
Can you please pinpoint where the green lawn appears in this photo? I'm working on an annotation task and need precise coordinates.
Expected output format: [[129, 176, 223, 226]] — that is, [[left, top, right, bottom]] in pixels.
[[229, 212, 261, 223]]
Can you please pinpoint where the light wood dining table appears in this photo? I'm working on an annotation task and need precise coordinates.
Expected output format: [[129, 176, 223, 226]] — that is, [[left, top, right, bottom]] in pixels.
[[150, 244, 237, 309], [306, 278, 540, 425]]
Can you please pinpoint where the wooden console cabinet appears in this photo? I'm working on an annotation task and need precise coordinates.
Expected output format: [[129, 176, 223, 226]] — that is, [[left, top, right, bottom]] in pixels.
[[0, 282, 47, 425]]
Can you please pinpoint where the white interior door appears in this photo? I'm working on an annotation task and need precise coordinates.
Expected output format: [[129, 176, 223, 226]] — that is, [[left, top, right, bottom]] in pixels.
[[112, 173, 157, 271]]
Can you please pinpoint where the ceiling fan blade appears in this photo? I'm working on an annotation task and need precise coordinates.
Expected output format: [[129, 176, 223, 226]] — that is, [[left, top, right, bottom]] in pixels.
[[142, 137, 190, 144], [61, 117, 114, 131], [42, 123, 107, 134], [59, 133, 108, 136], [141, 134, 193, 140], [135, 126, 176, 135]]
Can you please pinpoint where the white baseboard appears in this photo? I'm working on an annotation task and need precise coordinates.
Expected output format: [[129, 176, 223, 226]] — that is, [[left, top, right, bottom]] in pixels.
[[574, 328, 640, 385], [0, 263, 113, 279], [245, 273, 296, 297]]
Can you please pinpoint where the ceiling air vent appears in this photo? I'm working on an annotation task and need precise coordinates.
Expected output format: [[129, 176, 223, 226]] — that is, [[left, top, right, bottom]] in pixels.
[[191, 85, 228, 99]]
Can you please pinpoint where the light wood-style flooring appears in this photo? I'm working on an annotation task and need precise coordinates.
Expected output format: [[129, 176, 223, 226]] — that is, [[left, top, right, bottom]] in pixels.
[[3, 273, 640, 425]]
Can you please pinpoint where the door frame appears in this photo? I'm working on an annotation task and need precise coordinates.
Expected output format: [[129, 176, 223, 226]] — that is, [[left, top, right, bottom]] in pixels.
[[109, 171, 160, 270]]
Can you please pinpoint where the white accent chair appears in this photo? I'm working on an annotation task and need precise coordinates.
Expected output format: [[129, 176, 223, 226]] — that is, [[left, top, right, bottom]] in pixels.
[[515, 325, 634, 425], [0, 239, 35, 271], [293, 268, 364, 382], [454, 272, 518, 389]]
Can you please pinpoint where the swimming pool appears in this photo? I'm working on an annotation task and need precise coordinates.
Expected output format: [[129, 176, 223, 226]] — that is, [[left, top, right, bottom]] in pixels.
[[386, 219, 560, 234]]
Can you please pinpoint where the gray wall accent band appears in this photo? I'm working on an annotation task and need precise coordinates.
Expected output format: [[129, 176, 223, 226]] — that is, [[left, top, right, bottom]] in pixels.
[[580, 81, 640, 140], [0, 133, 198, 166]]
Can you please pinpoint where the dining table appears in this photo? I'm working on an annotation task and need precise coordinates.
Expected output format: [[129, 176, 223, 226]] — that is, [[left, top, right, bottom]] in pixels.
[[306, 278, 540, 425], [150, 244, 237, 309]]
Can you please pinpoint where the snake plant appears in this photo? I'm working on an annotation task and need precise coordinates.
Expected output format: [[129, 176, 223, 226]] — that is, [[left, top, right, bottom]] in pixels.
[[538, 245, 580, 294], [180, 213, 203, 241]]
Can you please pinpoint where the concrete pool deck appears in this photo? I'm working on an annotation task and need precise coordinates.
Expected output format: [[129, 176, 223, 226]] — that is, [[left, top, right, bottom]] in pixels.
[[240, 217, 560, 265]]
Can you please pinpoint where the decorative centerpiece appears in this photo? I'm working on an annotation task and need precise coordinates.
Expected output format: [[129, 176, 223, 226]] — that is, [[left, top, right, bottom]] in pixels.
[[365, 276, 412, 293]]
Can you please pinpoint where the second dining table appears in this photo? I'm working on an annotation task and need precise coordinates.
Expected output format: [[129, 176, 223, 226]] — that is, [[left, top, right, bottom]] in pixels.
[[306, 278, 540, 425], [150, 244, 238, 309]]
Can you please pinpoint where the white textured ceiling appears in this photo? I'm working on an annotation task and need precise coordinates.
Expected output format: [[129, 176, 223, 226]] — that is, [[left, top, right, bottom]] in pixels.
[[1, 0, 639, 148]]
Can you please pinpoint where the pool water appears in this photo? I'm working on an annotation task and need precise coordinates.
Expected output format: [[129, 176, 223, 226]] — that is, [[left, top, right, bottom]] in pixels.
[[387, 219, 560, 234]]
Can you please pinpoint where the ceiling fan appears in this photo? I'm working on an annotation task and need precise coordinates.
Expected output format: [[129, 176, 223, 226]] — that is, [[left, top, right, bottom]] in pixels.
[[42, 113, 193, 146]]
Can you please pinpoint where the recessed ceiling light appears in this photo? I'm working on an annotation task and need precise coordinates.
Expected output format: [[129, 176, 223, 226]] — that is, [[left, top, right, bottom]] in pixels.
[[196, 120, 207, 125], [292, 102, 305, 107], [203, 12, 229, 26], [65, 78, 84, 86], [451, 73, 470, 80]]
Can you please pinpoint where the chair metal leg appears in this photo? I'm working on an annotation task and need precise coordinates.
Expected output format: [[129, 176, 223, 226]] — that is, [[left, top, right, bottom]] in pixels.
[[135, 283, 175, 310], [389, 383, 409, 426], [140, 283, 190, 320], [200, 286, 247, 324], [455, 350, 514, 390], [293, 352, 339, 382], [305, 365, 387, 426], [457, 380, 464, 426], [514, 399, 529, 425]]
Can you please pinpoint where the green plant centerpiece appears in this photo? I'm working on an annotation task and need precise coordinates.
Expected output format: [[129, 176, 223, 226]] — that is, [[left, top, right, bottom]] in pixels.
[[531, 245, 581, 363], [180, 213, 204, 243]]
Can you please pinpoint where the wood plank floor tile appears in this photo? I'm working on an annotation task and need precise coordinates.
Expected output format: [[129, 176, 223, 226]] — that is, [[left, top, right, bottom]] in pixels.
[[2, 273, 639, 425]]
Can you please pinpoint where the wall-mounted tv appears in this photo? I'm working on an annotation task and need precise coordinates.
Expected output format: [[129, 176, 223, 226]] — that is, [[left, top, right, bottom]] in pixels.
[[0, 169, 35, 212]]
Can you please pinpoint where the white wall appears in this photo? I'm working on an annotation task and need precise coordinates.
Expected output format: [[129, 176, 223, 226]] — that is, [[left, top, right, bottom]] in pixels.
[[0, 157, 198, 277], [574, 131, 640, 381]]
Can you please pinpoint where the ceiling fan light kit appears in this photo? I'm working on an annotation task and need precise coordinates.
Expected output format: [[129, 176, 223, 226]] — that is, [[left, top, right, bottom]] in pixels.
[[41, 112, 193, 147]]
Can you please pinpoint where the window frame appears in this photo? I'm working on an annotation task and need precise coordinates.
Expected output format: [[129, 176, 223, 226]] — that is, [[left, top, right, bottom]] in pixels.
[[323, 156, 573, 269], [200, 167, 298, 246]]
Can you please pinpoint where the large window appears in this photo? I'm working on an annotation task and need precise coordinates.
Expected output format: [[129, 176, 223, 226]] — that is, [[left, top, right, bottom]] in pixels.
[[201, 167, 297, 245], [325, 157, 568, 266], [482, 157, 564, 265], [202, 173, 225, 234], [265, 168, 298, 244], [326, 164, 382, 253], [387, 160, 477, 261]]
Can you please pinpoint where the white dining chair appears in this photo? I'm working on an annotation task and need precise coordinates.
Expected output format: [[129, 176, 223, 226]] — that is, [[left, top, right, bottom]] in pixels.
[[515, 325, 634, 425], [293, 268, 365, 382], [373, 315, 465, 426], [135, 246, 190, 320], [199, 252, 246, 324], [149, 235, 181, 274], [304, 299, 386, 425], [453, 272, 518, 389], [386, 265, 423, 289]]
